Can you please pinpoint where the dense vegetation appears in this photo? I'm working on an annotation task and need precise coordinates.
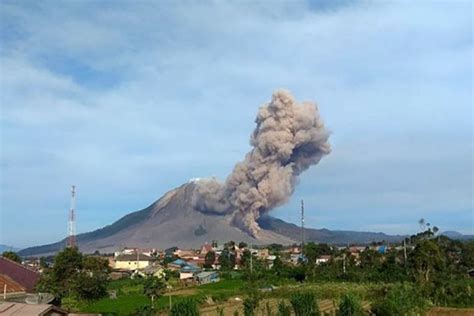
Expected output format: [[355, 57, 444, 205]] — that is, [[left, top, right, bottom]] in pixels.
[[2, 250, 22, 263], [36, 247, 110, 302]]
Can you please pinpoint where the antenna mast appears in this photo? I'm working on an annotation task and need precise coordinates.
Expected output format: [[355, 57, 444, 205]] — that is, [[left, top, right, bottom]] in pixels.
[[301, 200, 305, 251], [67, 185, 76, 248]]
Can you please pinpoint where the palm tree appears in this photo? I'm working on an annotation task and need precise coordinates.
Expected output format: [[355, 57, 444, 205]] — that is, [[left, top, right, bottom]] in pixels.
[[418, 218, 425, 232]]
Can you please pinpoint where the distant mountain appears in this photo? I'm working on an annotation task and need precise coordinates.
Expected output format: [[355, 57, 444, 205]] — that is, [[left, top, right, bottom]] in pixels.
[[441, 231, 474, 240], [258, 216, 406, 245], [0, 244, 21, 253]]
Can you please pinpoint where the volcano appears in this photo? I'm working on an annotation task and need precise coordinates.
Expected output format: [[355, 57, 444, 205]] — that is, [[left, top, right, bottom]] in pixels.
[[20, 182, 295, 256], [19, 182, 405, 256]]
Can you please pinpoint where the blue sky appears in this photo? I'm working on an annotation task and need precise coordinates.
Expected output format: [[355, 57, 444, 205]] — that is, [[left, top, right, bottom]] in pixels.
[[0, 0, 472, 248]]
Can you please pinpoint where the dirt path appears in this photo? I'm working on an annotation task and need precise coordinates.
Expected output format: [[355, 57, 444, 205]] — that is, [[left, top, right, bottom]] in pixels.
[[165, 288, 197, 296]]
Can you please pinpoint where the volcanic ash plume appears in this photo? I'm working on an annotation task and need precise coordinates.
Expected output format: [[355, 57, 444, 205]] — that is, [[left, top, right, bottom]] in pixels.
[[192, 90, 331, 237]]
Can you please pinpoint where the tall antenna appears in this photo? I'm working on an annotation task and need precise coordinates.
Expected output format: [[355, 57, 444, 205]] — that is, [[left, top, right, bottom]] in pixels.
[[301, 200, 305, 251], [67, 185, 76, 248]]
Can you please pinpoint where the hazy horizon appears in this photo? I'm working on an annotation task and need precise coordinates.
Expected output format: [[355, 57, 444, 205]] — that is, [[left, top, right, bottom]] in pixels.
[[1, 0, 472, 248]]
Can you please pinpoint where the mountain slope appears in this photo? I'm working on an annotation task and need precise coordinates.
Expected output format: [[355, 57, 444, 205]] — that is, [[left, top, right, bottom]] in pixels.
[[0, 245, 21, 253], [258, 216, 405, 244], [19, 183, 295, 256], [441, 231, 474, 240]]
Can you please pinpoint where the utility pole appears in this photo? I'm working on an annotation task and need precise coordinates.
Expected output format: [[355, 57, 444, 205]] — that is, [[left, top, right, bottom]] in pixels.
[[343, 253, 346, 274], [67, 185, 76, 248], [301, 200, 305, 255], [136, 248, 139, 270], [250, 244, 253, 274], [403, 239, 407, 266]]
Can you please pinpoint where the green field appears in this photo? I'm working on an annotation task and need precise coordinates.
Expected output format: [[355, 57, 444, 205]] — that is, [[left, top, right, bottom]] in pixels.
[[74, 278, 389, 315], [76, 278, 246, 315]]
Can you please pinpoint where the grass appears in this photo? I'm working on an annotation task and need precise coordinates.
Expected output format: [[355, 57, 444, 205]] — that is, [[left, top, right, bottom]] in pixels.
[[75, 279, 474, 315], [80, 293, 150, 315], [75, 278, 246, 315]]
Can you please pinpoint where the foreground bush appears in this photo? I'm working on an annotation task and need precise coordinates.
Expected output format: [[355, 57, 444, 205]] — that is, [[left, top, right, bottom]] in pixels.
[[134, 305, 154, 316], [371, 283, 428, 316], [243, 290, 262, 316], [36, 247, 110, 302], [290, 292, 320, 316], [170, 298, 199, 316], [277, 300, 291, 316], [338, 293, 363, 316]]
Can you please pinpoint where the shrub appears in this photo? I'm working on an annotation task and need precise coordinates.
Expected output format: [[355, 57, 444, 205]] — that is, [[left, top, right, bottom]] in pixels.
[[134, 305, 154, 316], [338, 293, 363, 316], [290, 292, 320, 316], [371, 283, 428, 316], [277, 300, 291, 316], [243, 284, 262, 316], [265, 301, 273, 316], [216, 306, 225, 316], [169, 298, 199, 316], [243, 296, 259, 316]]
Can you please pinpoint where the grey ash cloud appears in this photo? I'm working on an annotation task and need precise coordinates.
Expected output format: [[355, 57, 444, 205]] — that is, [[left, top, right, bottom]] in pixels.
[[193, 90, 331, 236]]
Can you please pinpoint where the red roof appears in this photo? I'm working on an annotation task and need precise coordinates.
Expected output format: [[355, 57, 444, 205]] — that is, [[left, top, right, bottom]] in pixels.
[[201, 244, 213, 253], [0, 257, 39, 293], [0, 274, 24, 293]]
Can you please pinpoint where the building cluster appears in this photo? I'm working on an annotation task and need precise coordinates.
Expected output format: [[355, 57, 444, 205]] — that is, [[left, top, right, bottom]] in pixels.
[[107, 242, 338, 283]]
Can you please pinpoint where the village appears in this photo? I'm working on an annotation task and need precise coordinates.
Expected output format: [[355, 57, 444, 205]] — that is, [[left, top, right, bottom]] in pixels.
[[1, 226, 473, 316], [1, 240, 393, 300]]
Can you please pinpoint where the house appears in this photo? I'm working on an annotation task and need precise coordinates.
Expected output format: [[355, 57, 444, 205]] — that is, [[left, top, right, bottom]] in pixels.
[[290, 253, 306, 265], [115, 247, 137, 256], [266, 255, 277, 268], [179, 263, 201, 280], [0, 256, 40, 294], [316, 255, 331, 265], [175, 249, 199, 261], [113, 253, 153, 270], [257, 249, 269, 259], [290, 246, 301, 254], [187, 258, 205, 267], [349, 246, 366, 253], [0, 274, 24, 299], [22, 259, 40, 272], [200, 243, 214, 255], [165, 247, 179, 258], [0, 302, 67, 316], [139, 263, 165, 278], [168, 259, 187, 271], [194, 271, 219, 285]]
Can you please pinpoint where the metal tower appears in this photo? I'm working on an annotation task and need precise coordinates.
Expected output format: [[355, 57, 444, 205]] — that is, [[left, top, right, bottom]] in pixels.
[[301, 200, 305, 250], [67, 185, 76, 248]]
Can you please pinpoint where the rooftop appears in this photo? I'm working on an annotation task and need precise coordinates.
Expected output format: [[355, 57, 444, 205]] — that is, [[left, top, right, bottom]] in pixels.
[[0, 257, 39, 293], [115, 253, 153, 262], [0, 302, 67, 315]]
